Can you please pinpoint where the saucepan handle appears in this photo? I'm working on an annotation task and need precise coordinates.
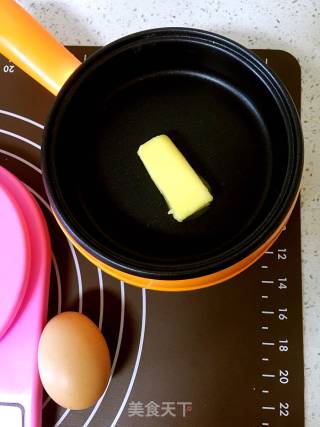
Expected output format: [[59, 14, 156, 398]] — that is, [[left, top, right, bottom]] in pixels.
[[0, 0, 81, 95]]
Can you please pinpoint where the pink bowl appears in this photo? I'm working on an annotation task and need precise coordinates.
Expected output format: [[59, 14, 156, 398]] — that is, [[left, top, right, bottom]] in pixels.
[[0, 166, 51, 427]]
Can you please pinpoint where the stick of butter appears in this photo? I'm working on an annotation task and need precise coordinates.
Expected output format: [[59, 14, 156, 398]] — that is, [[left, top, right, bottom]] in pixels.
[[137, 134, 213, 222]]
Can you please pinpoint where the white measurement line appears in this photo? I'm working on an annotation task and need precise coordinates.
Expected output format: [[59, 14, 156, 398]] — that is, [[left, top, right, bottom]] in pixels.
[[262, 374, 275, 378], [262, 358, 269, 361], [108, 289, 147, 427], [262, 310, 274, 315], [265, 250, 273, 254], [262, 406, 275, 411], [261, 326, 269, 330], [262, 342, 275, 346], [265, 57, 269, 65], [261, 265, 269, 269], [0, 128, 40, 149], [262, 295, 269, 299], [82, 283, 126, 427], [262, 390, 270, 394], [0, 109, 44, 129], [261, 280, 274, 284]]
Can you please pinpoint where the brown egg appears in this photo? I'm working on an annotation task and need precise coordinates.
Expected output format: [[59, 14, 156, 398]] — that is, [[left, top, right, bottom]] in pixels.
[[38, 311, 111, 410]]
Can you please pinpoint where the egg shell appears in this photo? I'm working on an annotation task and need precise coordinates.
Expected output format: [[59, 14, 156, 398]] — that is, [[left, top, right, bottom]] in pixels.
[[38, 311, 111, 410]]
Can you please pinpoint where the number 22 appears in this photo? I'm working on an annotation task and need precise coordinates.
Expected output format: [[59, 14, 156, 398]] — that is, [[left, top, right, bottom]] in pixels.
[[280, 402, 289, 416]]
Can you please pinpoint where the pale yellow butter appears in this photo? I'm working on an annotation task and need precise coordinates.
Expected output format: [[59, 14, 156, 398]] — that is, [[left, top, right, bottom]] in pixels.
[[137, 134, 213, 222]]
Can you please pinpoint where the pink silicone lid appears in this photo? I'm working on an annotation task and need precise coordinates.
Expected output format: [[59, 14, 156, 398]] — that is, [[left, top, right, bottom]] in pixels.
[[0, 177, 31, 338]]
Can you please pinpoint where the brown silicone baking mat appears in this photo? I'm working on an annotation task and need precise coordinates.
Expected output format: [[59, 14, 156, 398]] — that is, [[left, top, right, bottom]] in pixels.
[[0, 47, 304, 427]]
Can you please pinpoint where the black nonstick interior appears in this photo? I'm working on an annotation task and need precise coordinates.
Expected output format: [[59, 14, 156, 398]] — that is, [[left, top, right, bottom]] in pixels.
[[43, 29, 302, 279]]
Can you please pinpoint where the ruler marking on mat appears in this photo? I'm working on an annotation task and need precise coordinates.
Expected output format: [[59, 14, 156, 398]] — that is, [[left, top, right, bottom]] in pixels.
[[257, 52, 301, 427]]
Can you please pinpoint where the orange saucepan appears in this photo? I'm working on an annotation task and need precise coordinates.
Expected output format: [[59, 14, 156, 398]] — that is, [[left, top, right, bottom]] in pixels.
[[0, 0, 303, 291]]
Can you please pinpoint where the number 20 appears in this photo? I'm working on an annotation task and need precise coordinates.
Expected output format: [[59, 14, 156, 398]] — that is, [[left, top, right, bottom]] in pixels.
[[3, 64, 14, 73], [279, 369, 289, 384]]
